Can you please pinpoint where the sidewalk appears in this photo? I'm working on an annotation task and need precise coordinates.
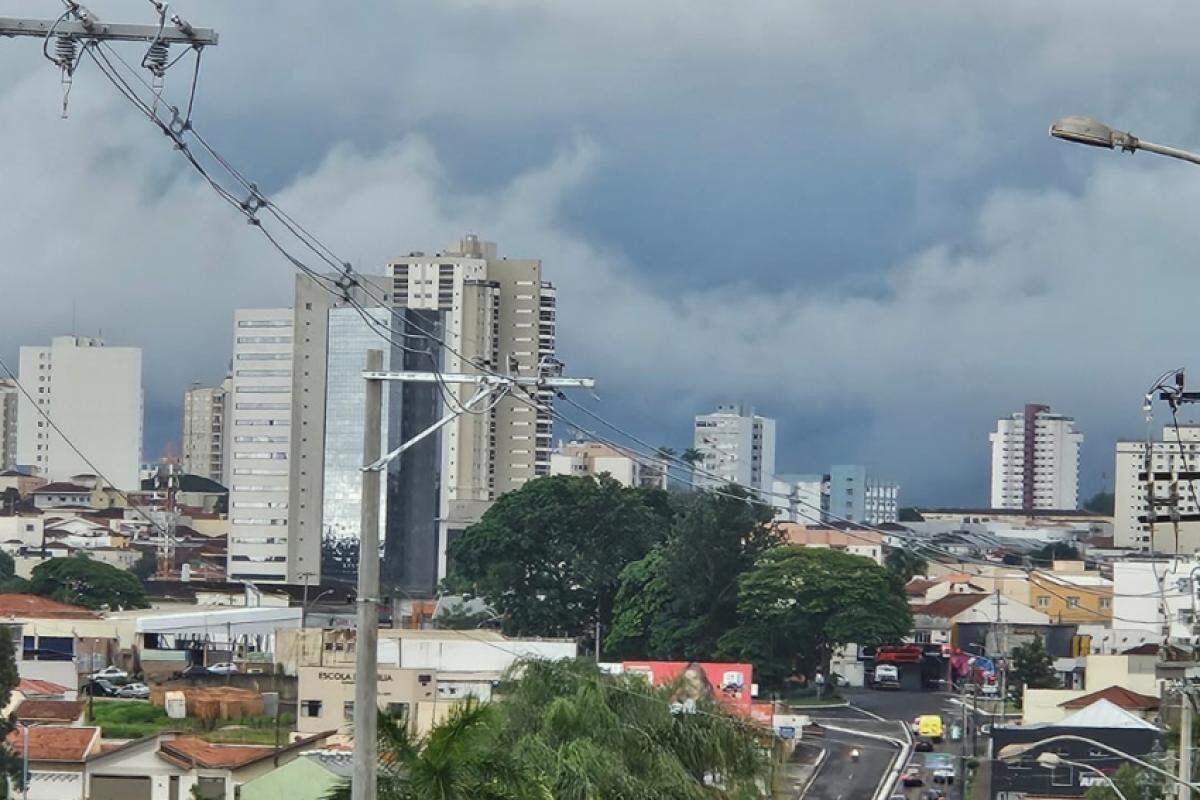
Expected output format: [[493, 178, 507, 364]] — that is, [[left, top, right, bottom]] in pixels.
[[773, 742, 825, 799]]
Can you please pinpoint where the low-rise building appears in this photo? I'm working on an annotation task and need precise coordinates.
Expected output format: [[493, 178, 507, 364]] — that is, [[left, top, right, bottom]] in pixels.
[[1028, 568, 1113, 624], [909, 592, 1050, 647], [288, 628, 576, 736], [548, 441, 666, 489], [30, 482, 93, 510], [777, 523, 883, 564]]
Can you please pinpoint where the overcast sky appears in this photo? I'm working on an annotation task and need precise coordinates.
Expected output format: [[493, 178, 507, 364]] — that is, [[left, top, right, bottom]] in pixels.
[[5, 1, 1200, 504]]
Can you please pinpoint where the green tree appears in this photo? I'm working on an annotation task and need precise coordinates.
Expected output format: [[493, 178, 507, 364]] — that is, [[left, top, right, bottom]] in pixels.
[[1083, 491, 1115, 516], [718, 547, 912, 687], [1083, 763, 1160, 800], [1029, 542, 1080, 564], [608, 488, 781, 661], [1008, 636, 1059, 707], [0, 627, 24, 795], [130, 549, 158, 581], [446, 475, 670, 641], [680, 448, 704, 487], [28, 556, 149, 610], [884, 546, 927, 583], [327, 659, 769, 800]]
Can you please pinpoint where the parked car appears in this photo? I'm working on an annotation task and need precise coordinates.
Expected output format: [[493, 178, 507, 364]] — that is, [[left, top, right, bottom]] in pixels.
[[914, 739, 934, 752], [932, 768, 955, 785], [207, 662, 239, 675], [116, 682, 150, 699], [83, 678, 120, 697], [901, 767, 924, 788], [90, 666, 128, 681], [175, 665, 210, 679], [873, 664, 900, 690]]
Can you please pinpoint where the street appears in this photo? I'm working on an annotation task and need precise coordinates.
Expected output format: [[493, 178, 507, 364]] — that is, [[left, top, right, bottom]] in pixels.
[[803, 688, 973, 800]]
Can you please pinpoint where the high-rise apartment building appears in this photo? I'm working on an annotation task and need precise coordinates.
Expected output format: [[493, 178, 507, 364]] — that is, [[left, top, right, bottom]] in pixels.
[[15, 336, 142, 488], [387, 235, 558, 591], [181, 378, 231, 484], [0, 380, 16, 471], [989, 404, 1082, 511], [827, 464, 900, 525], [1115, 425, 1200, 553], [693, 403, 776, 494], [226, 310, 294, 583]]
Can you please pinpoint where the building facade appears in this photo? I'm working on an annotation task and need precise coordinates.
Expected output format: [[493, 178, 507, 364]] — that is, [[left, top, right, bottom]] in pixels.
[[692, 403, 775, 494], [180, 378, 231, 485], [226, 310, 294, 583], [15, 336, 142, 489], [1115, 425, 1200, 552], [990, 404, 1082, 511], [549, 441, 665, 489], [0, 379, 16, 471], [770, 474, 828, 523], [387, 235, 558, 592], [828, 465, 899, 525]]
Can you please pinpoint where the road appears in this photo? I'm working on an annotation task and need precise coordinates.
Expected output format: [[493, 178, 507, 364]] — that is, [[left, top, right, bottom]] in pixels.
[[803, 688, 973, 800], [804, 727, 901, 800]]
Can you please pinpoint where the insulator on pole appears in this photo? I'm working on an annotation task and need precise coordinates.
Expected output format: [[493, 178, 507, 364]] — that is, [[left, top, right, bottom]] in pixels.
[[144, 40, 170, 76]]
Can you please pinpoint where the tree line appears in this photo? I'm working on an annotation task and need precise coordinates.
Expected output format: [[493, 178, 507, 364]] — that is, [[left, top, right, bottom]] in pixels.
[[445, 475, 912, 688]]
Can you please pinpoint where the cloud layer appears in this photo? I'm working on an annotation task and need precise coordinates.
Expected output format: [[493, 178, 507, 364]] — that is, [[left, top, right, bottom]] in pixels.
[[5, 1, 1200, 502]]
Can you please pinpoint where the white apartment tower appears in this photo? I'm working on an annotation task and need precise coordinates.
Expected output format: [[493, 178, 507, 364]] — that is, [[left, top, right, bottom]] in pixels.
[[388, 235, 557, 590], [989, 404, 1082, 511], [0, 380, 16, 471], [181, 378, 231, 484], [1115, 425, 1200, 553], [225, 310, 294, 583], [15, 336, 142, 489], [693, 403, 776, 494]]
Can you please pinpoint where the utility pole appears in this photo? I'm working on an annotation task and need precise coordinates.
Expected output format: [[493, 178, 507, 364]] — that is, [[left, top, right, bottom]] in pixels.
[[352, 350, 384, 800], [1181, 689, 1194, 800]]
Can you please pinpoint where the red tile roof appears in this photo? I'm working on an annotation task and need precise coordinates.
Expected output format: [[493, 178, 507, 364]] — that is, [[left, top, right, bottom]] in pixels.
[[0, 594, 99, 619], [17, 678, 70, 697], [32, 483, 92, 494], [6, 726, 97, 762], [911, 593, 991, 619], [14, 699, 85, 723], [1059, 685, 1160, 711], [159, 737, 277, 769], [1122, 643, 1160, 656], [905, 579, 937, 597]]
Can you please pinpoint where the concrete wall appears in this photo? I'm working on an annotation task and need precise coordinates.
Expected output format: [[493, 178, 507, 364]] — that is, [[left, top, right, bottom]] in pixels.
[[1084, 654, 1161, 697], [1022, 688, 1087, 724]]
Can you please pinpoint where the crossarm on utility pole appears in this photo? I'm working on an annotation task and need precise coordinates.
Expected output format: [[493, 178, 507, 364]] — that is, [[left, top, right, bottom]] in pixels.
[[0, 16, 218, 45], [362, 370, 594, 389]]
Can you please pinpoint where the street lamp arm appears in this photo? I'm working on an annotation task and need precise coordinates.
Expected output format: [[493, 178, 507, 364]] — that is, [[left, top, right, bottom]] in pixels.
[[1003, 733, 1194, 789], [1136, 139, 1200, 167], [1061, 757, 1129, 800]]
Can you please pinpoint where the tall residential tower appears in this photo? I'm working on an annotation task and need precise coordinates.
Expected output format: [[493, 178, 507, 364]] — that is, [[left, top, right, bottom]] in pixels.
[[16, 336, 142, 489], [989, 404, 1082, 511], [181, 378, 231, 484], [692, 403, 776, 494]]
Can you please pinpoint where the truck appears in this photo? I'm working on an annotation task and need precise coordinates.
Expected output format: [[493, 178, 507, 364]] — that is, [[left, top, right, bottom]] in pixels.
[[917, 715, 944, 742], [873, 663, 900, 690]]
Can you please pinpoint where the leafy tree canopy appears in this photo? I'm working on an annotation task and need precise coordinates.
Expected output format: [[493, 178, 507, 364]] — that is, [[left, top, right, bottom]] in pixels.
[[326, 658, 768, 800], [1008, 636, 1059, 707], [1083, 491, 1115, 516], [884, 546, 927, 583], [718, 546, 912, 687], [607, 487, 781, 661], [1084, 762, 1161, 800], [28, 555, 149, 610], [446, 475, 671, 639], [1029, 542, 1080, 564]]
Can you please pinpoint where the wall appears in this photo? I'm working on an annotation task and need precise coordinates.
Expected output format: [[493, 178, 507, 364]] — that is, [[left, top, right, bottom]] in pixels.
[[1021, 688, 1087, 724], [1084, 654, 1161, 697]]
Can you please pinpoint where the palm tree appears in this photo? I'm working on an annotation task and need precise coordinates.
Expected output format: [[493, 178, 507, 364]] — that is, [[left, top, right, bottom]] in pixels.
[[680, 448, 705, 488]]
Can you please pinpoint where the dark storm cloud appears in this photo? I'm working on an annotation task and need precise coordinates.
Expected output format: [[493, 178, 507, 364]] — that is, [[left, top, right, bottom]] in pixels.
[[3, 1, 1200, 502]]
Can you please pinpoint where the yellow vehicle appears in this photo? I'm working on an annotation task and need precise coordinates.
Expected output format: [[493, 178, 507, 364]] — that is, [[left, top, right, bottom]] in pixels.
[[916, 715, 944, 742]]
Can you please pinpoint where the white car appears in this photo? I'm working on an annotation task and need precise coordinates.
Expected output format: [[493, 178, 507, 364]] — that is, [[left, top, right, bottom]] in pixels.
[[116, 682, 150, 699], [90, 666, 128, 681], [207, 662, 239, 675]]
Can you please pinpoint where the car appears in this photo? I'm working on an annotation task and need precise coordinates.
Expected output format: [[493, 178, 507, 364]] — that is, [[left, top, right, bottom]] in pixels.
[[914, 739, 934, 752], [83, 678, 120, 697], [90, 666, 128, 681], [207, 662, 239, 675], [116, 682, 150, 699], [175, 665, 210, 679], [873, 664, 900, 690], [932, 768, 955, 785], [901, 767, 924, 788]]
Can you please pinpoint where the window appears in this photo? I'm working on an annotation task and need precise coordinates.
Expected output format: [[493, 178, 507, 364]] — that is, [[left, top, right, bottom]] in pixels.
[[236, 335, 292, 344], [237, 386, 290, 394], [236, 369, 292, 377], [1036, 595, 1050, 608], [238, 319, 292, 328], [1100, 597, 1111, 609], [301, 700, 323, 717], [344, 701, 355, 721], [234, 452, 288, 460], [237, 353, 291, 361], [1066, 596, 1080, 608], [235, 403, 289, 411]]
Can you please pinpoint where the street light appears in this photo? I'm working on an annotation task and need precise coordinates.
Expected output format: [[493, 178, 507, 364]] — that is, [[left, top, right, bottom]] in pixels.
[[1049, 116, 1200, 166], [1001, 735, 1197, 793], [1036, 751, 1128, 800]]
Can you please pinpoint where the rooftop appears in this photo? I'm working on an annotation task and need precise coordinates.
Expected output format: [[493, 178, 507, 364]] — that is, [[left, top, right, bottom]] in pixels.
[[6, 725, 98, 762], [911, 593, 991, 619], [1059, 685, 1159, 712], [0, 593, 99, 619], [17, 678, 69, 697], [904, 578, 938, 597], [158, 737, 277, 769], [13, 699, 85, 723], [31, 483, 92, 495]]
